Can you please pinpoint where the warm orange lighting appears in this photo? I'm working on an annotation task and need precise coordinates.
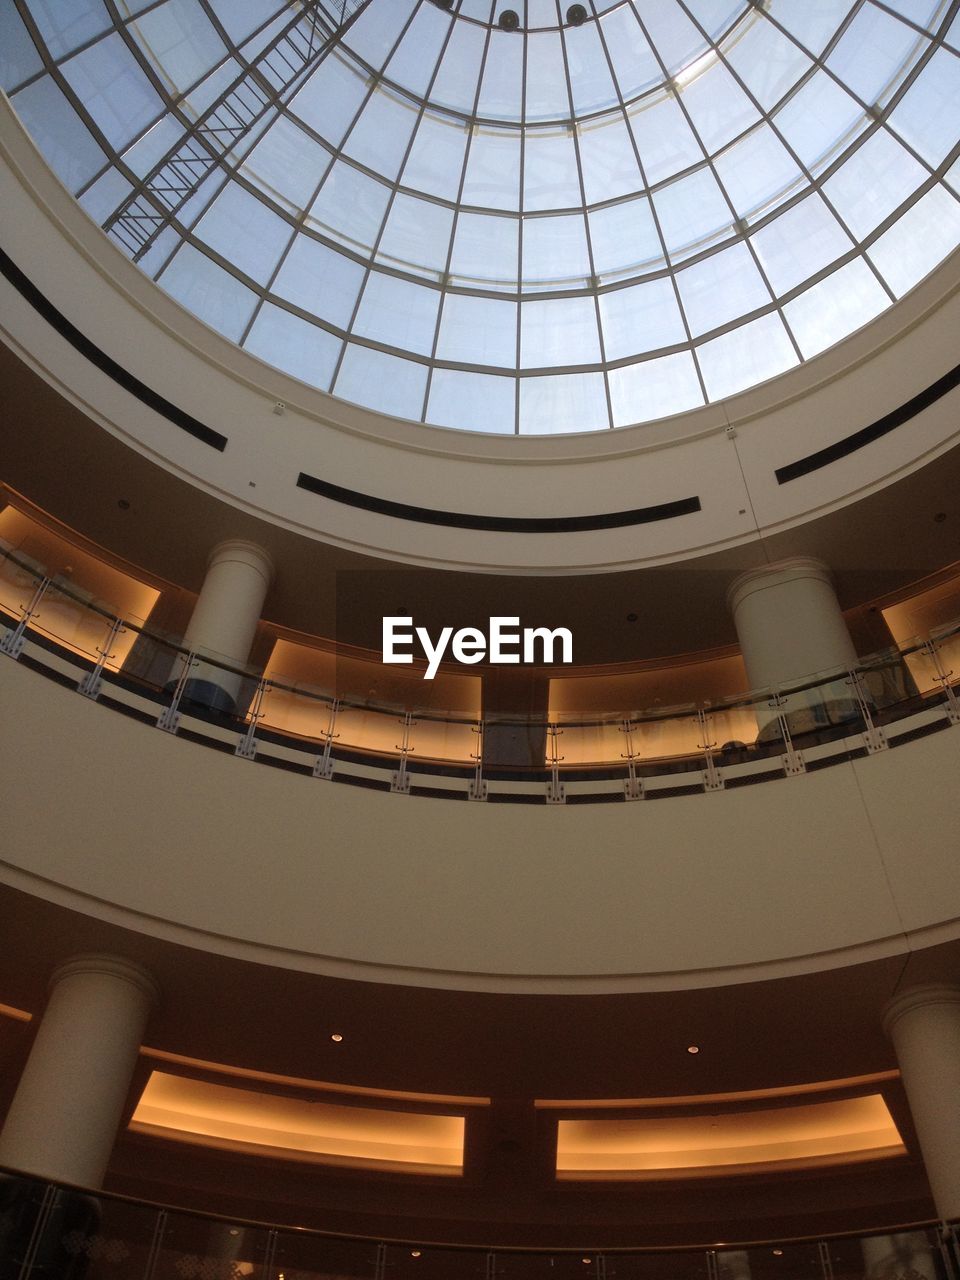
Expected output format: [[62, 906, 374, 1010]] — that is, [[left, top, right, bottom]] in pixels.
[[535, 1071, 899, 1109], [0, 507, 159, 668], [130, 1071, 466, 1175], [140, 1047, 489, 1107], [330, 1033, 344, 1043], [0, 1002, 32, 1022], [555, 1094, 905, 1180], [260, 638, 480, 763], [687, 1045, 700, 1054]]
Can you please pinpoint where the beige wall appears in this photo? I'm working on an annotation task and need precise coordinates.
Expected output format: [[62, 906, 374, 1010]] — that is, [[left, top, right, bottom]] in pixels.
[[2, 657, 959, 993], [2, 98, 960, 579]]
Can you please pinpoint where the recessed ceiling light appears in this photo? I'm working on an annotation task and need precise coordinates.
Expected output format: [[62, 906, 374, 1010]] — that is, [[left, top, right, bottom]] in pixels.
[[773, 1250, 784, 1257], [330, 1032, 344, 1042], [582, 1259, 592, 1265], [626, 612, 638, 622], [411, 1251, 422, 1258], [687, 1044, 700, 1054]]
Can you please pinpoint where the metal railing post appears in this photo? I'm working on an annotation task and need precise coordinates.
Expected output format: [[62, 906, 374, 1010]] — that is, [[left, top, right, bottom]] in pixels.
[[313, 697, 341, 779], [77, 616, 125, 701], [0, 575, 51, 660]]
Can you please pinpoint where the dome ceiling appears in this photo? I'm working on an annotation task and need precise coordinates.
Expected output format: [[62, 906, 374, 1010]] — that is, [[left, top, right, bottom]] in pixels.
[[4, 0, 960, 435]]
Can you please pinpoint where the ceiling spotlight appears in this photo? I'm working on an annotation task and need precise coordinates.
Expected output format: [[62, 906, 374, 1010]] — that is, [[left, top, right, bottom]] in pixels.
[[498, 9, 520, 30], [582, 1259, 592, 1266], [411, 1251, 422, 1258], [330, 1032, 344, 1042], [773, 1250, 784, 1257], [567, 4, 588, 23], [687, 1044, 700, 1054]]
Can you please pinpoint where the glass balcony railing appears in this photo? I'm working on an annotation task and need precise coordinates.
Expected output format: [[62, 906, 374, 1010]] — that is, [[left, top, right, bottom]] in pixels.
[[1, 545, 958, 801], [1, 1169, 959, 1280]]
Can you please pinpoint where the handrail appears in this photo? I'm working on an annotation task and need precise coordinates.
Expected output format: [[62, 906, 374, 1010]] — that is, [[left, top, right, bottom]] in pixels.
[[0, 1166, 957, 1257], [1, 543, 958, 796]]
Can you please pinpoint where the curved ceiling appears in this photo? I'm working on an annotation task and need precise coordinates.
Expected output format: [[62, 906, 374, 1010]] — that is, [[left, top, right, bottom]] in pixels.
[[4, 0, 960, 436]]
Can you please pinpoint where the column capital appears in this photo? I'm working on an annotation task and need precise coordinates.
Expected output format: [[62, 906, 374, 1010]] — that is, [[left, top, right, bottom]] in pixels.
[[206, 539, 274, 588], [726, 556, 834, 615], [50, 953, 161, 1008], [882, 983, 960, 1037]]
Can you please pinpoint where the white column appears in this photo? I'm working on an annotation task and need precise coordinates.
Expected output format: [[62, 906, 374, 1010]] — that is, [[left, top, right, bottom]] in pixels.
[[727, 557, 859, 739], [0, 955, 159, 1188], [179, 539, 273, 712], [883, 985, 960, 1221]]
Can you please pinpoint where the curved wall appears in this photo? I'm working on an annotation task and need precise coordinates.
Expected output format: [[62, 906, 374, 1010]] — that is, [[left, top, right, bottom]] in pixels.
[[2, 655, 960, 994], [2, 97, 960, 577]]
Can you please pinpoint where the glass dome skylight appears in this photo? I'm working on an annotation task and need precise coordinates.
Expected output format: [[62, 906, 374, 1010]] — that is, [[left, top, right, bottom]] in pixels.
[[4, 0, 960, 435]]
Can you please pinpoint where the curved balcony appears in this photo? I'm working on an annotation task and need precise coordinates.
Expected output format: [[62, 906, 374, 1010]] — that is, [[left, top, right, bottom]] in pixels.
[[1, 1168, 959, 1279], [1, 541, 958, 804]]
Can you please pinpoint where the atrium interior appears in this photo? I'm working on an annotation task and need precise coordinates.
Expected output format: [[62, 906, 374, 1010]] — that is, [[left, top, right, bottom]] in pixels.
[[2, 0, 960, 1272]]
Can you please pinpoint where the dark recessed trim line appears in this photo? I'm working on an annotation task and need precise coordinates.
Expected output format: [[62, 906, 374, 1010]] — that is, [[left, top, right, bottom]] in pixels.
[[297, 472, 701, 533], [0, 247, 228, 452], [775, 361, 960, 484]]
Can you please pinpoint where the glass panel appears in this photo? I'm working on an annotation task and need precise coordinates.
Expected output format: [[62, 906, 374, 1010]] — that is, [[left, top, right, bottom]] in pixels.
[[128, 0, 227, 95], [521, 214, 592, 289], [403, 113, 469, 202], [427, 369, 517, 433], [599, 277, 687, 358], [725, 16, 813, 109], [653, 168, 733, 261], [10, 78, 107, 191], [0, 4, 43, 92], [676, 242, 771, 337], [436, 293, 518, 367], [376, 194, 455, 277], [827, 4, 929, 107], [588, 198, 665, 280], [334, 345, 428, 420], [823, 128, 928, 241], [462, 126, 522, 212], [775, 70, 868, 177], [697, 312, 798, 400], [448, 212, 520, 290], [713, 124, 804, 223], [272, 235, 365, 329], [290, 50, 370, 147], [194, 183, 291, 284], [343, 85, 418, 181], [519, 372, 609, 434], [888, 46, 960, 166], [783, 257, 891, 359], [307, 161, 391, 254], [520, 296, 601, 368], [751, 193, 854, 295], [609, 351, 705, 425], [627, 91, 703, 187], [22, 0, 110, 64], [243, 304, 341, 389], [60, 31, 163, 150], [522, 126, 582, 212], [353, 273, 441, 356], [868, 185, 960, 298], [158, 244, 259, 342], [241, 115, 331, 214]]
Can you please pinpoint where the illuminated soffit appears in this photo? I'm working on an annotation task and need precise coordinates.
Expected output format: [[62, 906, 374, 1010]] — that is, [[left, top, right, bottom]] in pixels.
[[5, 0, 960, 434]]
